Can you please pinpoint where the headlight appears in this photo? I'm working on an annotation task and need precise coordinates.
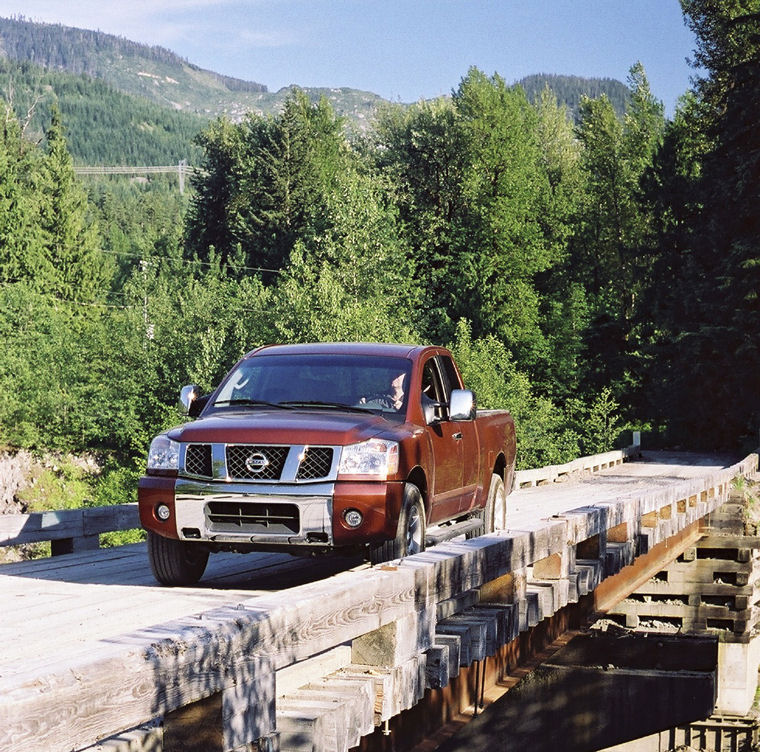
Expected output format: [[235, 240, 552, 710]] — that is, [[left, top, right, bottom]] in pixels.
[[338, 439, 399, 479], [147, 435, 180, 472]]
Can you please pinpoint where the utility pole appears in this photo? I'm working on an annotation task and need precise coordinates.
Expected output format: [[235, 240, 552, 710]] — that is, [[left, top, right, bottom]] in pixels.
[[178, 160, 187, 195]]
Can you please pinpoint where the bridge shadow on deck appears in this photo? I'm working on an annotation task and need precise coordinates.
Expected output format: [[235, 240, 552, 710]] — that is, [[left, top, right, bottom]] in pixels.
[[1, 541, 365, 591]]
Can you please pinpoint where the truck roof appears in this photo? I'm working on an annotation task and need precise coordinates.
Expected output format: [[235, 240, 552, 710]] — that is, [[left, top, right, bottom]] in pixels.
[[246, 342, 432, 359]]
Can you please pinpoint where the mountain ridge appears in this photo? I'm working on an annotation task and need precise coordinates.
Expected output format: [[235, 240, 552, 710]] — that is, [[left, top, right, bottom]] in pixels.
[[0, 15, 384, 125], [0, 15, 630, 165], [0, 15, 629, 123]]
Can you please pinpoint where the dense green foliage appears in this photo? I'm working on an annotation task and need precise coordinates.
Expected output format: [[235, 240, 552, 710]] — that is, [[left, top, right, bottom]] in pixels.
[[1, 2, 758, 517], [638, 0, 760, 448]]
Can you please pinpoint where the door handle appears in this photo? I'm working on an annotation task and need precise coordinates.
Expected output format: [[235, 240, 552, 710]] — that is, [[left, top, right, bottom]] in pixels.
[[452, 432, 463, 440]]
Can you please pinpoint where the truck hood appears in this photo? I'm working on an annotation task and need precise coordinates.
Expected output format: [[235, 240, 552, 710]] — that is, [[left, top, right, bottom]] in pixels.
[[167, 408, 398, 446]]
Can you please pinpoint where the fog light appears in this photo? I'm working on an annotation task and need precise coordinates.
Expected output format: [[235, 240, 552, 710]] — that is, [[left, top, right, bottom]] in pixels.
[[156, 503, 171, 521], [344, 509, 363, 528]]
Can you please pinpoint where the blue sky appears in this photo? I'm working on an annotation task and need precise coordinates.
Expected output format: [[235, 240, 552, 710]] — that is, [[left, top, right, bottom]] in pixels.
[[0, 1, 697, 115]]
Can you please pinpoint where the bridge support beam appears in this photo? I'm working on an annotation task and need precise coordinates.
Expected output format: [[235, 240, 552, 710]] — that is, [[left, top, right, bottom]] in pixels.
[[435, 632, 718, 752]]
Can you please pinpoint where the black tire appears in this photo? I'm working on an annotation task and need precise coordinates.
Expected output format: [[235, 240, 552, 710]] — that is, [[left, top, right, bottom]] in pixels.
[[148, 530, 209, 586], [488, 472, 507, 531], [370, 483, 426, 564], [466, 472, 505, 538]]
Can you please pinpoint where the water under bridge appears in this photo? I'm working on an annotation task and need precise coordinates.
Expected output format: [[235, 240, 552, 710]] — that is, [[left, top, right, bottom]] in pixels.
[[1, 446, 758, 752]]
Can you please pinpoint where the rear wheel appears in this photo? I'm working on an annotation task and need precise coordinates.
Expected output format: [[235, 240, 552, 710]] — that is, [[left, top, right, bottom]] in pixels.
[[370, 483, 426, 564], [488, 473, 507, 531], [466, 472, 505, 538], [148, 530, 209, 586]]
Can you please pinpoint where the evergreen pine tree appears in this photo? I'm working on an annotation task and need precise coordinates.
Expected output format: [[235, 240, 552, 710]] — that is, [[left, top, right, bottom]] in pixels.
[[38, 103, 108, 302]]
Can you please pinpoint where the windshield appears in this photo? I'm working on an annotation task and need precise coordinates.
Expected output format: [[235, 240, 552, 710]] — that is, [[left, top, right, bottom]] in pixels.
[[211, 353, 413, 416]]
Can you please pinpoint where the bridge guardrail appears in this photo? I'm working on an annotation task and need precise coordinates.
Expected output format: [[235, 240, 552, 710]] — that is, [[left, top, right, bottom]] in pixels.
[[0, 502, 140, 554], [514, 433, 641, 489]]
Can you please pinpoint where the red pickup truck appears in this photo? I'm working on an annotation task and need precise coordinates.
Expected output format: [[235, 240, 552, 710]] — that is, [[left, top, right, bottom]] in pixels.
[[138, 343, 516, 585]]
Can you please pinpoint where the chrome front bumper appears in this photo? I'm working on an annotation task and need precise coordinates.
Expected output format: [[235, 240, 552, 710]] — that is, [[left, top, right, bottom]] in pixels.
[[174, 478, 334, 546]]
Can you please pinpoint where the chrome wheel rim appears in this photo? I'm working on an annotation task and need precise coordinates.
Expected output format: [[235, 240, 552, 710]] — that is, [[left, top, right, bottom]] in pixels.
[[406, 504, 422, 554]]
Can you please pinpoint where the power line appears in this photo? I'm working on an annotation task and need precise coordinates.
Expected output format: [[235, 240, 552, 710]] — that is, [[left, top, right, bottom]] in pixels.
[[99, 248, 283, 275], [0, 278, 271, 316], [74, 166, 196, 174], [73, 161, 199, 194]]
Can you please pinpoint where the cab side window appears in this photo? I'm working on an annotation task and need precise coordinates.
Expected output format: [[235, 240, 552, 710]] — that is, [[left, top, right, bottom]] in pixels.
[[421, 358, 447, 421], [440, 356, 461, 395]]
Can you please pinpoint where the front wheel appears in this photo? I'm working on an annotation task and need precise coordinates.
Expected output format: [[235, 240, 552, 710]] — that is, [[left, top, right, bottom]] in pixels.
[[370, 483, 426, 564], [148, 530, 209, 586]]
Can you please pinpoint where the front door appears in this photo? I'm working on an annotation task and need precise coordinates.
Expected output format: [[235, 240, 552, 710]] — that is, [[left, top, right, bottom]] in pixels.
[[439, 354, 480, 512], [420, 356, 464, 523]]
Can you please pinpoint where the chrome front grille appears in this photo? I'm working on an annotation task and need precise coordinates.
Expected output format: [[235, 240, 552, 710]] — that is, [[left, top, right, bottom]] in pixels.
[[226, 445, 288, 480], [297, 447, 334, 480], [180, 443, 337, 482], [185, 444, 212, 477]]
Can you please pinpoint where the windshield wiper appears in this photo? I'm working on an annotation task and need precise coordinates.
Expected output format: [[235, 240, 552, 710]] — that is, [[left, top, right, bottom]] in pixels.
[[279, 400, 377, 414], [213, 399, 294, 409]]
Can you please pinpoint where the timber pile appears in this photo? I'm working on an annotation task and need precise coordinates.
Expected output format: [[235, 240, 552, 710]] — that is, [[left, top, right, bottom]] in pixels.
[[608, 484, 760, 638]]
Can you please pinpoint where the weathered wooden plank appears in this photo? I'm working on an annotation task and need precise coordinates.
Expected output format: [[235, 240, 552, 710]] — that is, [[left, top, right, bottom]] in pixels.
[[300, 676, 375, 749], [433, 633, 461, 679], [277, 695, 350, 752], [275, 646, 352, 698], [351, 613, 421, 667], [83, 721, 162, 751], [424, 643, 450, 689], [0, 509, 83, 543], [276, 708, 327, 752], [519, 590, 541, 630], [222, 661, 276, 751], [83, 504, 141, 537], [436, 621, 476, 666], [336, 655, 426, 723], [306, 676, 376, 742], [473, 603, 515, 648], [0, 564, 430, 751], [0, 541, 147, 576], [442, 612, 497, 656], [0, 504, 140, 546]]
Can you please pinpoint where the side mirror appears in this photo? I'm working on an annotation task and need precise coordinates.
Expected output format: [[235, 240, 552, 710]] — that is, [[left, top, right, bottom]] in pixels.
[[422, 394, 438, 425], [180, 384, 201, 415], [449, 389, 476, 421]]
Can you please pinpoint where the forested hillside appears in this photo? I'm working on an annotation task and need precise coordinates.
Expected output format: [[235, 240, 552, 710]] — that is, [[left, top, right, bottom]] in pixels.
[[0, 2, 757, 517], [0, 59, 205, 164], [519, 74, 629, 120], [0, 16, 383, 127], [0, 15, 630, 154]]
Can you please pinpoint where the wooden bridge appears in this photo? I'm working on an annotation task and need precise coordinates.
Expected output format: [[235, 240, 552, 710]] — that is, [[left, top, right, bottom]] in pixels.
[[1, 446, 758, 752]]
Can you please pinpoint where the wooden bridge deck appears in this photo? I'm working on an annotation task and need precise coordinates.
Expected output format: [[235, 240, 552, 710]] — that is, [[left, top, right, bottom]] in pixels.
[[0, 452, 735, 684], [0, 450, 752, 752]]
